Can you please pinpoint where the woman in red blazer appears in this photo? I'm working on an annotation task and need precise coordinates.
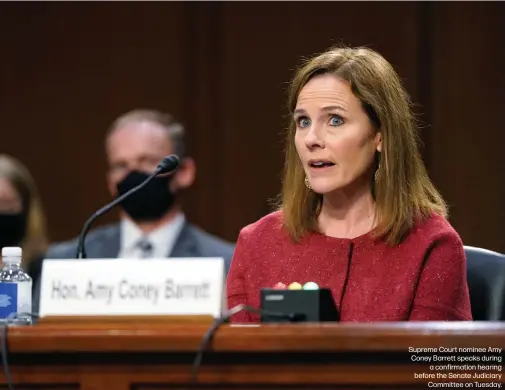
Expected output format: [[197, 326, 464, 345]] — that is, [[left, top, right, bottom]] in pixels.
[[226, 46, 472, 323]]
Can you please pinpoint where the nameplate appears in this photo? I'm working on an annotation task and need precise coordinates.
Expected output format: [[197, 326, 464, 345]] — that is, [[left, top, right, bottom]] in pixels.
[[38, 258, 225, 318]]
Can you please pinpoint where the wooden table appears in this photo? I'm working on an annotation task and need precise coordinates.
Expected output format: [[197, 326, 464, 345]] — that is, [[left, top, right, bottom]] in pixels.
[[2, 319, 505, 389]]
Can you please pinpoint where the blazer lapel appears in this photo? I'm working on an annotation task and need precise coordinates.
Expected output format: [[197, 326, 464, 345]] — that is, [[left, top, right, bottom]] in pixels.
[[169, 223, 200, 258], [88, 225, 121, 258]]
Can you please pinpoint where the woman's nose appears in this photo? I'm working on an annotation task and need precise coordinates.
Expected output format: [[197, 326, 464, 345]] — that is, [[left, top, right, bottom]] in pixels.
[[304, 126, 325, 149]]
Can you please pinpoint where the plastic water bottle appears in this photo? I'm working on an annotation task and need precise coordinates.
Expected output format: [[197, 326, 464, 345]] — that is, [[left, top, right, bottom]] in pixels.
[[0, 247, 32, 325]]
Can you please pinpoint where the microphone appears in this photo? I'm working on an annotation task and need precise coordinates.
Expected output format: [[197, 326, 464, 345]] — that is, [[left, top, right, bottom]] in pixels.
[[156, 155, 180, 174], [75, 154, 180, 259]]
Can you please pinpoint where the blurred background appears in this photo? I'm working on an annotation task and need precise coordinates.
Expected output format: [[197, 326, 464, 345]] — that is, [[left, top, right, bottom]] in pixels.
[[1, 1, 504, 253]]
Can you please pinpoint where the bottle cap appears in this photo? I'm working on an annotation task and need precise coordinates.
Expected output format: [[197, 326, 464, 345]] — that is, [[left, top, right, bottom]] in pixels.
[[2, 247, 22, 257], [2, 246, 22, 263]]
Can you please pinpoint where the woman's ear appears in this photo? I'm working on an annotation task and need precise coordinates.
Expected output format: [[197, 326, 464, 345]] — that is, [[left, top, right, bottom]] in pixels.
[[375, 131, 382, 153]]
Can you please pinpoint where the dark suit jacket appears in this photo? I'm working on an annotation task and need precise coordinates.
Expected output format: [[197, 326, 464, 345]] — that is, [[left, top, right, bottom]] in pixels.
[[32, 221, 235, 313]]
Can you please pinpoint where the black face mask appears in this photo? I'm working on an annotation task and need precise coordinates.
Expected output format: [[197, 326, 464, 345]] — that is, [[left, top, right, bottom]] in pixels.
[[0, 212, 27, 249], [116, 170, 176, 222]]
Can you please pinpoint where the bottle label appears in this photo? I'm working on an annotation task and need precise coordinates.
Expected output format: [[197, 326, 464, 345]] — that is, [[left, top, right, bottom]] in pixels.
[[0, 284, 17, 319], [18, 282, 32, 315]]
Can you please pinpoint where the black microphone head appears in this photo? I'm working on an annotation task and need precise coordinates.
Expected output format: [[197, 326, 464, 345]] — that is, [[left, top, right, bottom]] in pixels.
[[157, 155, 180, 174]]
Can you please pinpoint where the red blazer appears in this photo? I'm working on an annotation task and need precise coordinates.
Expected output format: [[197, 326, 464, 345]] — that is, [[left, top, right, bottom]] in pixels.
[[226, 211, 472, 323]]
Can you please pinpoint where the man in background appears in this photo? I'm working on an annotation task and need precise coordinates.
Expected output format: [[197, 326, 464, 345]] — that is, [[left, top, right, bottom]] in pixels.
[[46, 109, 235, 265]]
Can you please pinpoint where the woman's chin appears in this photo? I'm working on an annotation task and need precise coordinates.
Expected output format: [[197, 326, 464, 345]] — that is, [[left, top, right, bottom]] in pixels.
[[310, 182, 340, 195]]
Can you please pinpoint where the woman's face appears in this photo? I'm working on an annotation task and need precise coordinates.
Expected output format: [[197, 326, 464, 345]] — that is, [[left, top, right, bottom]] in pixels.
[[0, 177, 26, 248], [0, 177, 22, 214], [294, 74, 381, 195]]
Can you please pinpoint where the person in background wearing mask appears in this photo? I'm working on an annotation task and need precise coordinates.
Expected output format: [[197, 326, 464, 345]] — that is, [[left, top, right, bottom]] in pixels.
[[44, 109, 235, 266], [0, 154, 49, 284]]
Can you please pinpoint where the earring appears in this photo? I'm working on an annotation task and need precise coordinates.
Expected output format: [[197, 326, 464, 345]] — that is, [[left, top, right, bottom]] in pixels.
[[304, 176, 312, 190], [374, 163, 381, 183]]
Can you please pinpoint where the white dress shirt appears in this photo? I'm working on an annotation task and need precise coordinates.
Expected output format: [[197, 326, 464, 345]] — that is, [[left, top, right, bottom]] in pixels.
[[118, 213, 186, 259]]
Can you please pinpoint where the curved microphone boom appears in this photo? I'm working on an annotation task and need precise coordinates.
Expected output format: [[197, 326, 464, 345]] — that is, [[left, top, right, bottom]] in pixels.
[[75, 155, 180, 259]]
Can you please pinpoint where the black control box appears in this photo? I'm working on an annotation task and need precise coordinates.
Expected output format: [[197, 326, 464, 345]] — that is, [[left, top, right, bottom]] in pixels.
[[260, 288, 339, 323]]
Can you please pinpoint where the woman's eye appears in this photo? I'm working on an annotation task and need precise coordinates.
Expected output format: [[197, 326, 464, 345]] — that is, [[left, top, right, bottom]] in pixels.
[[296, 117, 311, 128], [329, 115, 344, 126]]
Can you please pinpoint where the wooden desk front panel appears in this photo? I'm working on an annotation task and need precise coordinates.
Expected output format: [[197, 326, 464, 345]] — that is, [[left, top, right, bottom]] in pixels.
[[1, 321, 504, 390]]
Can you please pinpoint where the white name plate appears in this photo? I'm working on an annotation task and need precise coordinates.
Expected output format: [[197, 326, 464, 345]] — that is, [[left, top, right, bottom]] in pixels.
[[38, 258, 225, 318]]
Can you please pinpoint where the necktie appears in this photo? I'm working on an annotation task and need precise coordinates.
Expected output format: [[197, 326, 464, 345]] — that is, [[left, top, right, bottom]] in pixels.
[[136, 238, 153, 258]]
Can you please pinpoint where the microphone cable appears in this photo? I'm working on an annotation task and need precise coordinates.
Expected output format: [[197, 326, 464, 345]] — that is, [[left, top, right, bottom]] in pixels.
[[1, 312, 39, 390], [189, 304, 304, 387]]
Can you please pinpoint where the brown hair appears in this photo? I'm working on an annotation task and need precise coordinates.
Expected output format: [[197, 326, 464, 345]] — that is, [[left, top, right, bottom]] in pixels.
[[280, 46, 447, 246], [106, 109, 187, 158], [0, 155, 49, 266]]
